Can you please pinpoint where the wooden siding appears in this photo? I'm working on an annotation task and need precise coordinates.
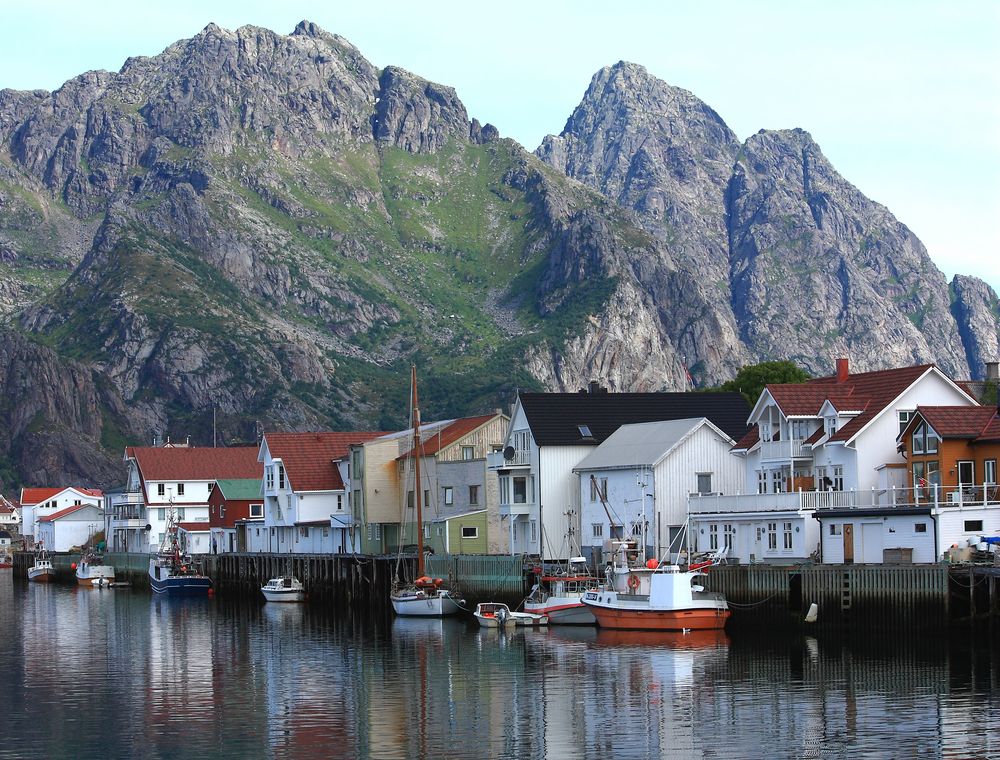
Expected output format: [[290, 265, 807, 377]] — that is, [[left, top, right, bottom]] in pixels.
[[436, 415, 509, 462]]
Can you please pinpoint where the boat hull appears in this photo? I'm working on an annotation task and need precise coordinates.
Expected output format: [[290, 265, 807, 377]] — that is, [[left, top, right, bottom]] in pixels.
[[77, 565, 116, 586], [27, 568, 54, 583], [261, 588, 306, 603], [391, 590, 463, 617], [524, 600, 595, 625], [150, 574, 213, 597], [584, 603, 730, 631]]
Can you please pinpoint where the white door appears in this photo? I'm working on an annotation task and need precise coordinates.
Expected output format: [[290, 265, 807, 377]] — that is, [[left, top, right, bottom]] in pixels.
[[861, 522, 882, 564]]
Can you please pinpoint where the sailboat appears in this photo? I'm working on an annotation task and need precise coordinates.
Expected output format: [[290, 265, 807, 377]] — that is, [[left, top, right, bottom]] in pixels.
[[390, 366, 465, 617]]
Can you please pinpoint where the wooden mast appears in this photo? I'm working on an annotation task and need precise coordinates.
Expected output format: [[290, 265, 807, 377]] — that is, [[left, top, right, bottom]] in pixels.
[[411, 365, 424, 578]]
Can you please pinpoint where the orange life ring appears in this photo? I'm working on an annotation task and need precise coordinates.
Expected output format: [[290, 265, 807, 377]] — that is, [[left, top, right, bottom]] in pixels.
[[627, 573, 640, 590]]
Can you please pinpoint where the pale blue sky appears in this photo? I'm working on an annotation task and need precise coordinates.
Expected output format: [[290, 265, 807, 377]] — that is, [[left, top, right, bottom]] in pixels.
[[3, 1, 998, 290]]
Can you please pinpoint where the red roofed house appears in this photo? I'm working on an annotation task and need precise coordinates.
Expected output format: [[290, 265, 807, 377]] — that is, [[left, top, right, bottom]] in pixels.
[[689, 359, 978, 564], [350, 412, 509, 555], [20, 487, 103, 545], [109, 446, 262, 553], [36, 503, 105, 552], [255, 431, 385, 554], [0, 495, 20, 534]]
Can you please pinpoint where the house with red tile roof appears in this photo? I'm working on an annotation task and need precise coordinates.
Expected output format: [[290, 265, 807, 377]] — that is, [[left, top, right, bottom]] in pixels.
[[351, 412, 509, 556], [109, 446, 262, 553], [254, 431, 385, 554], [689, 359, 978, 564], [19, 487, 103, 544]]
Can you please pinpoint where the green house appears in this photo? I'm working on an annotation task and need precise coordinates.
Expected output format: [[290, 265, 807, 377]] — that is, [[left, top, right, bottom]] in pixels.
[[426, 509, 489, 555]]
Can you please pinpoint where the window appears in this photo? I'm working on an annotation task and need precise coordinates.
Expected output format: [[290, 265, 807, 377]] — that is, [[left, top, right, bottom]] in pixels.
[[987, 460, 997, 485], [964, 520, 983, 532], [176, 508, 185, 520], [335, 494, 343, 511], [832, 466, 844, 492], [767, 522, 777, 551], [157, 484, 166, 497], [513, 477, 528, 504], [266, 467, 274, 490], [783, 521, 793, 550], [958, 461, 975, 487], [437, 527, 443, 536], [770, 471, 784, 494], [709, 524, 719, 551], [898, 410, 915, 435], [791, 420, 810, 440], [278, 464, 286, 490], [610, 524, 624, 539], [757, 471, 767, 495], [530, 520, 537, 543], [177, 483, 185, 496], [300, 526, 309, 538], [723, 524, 735, 549], [423, 489, 430, 508], [469, 485, 479, 505], [913, 461, 940, 493], [815, 466, 829, 491], [578, 425, 593, 438], [368, 523, 382, 541], [911, 423, 939, 455], [511, 521, 517, 542], [825, 417, 837, 437], [407, 491, 414, 510], [461, 526, 478, 539], [424, 524, 430, 538], [323, 528, 329, 538], [592, 523, 604, 538], [462, 446, 475, 460], [353, 489, 361, 510], [513, 430, 531, 454], [590, 477, 608, 502], [249, 503, 263, 519], [697, 473, 712, 495], [351, 449, 362, 478], [915, 523, 927, 533], [829, 523, 842, 536], [443, 487, 454, 506]]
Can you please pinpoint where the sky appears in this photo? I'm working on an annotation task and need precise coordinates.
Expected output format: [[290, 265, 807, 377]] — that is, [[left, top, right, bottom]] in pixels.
[[3, 1, 998, 291]]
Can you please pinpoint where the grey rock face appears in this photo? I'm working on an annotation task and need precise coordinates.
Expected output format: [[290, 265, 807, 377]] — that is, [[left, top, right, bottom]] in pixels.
[[951, 274, 1000, 377]]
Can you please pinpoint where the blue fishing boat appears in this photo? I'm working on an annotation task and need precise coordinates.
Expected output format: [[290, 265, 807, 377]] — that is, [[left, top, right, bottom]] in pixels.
[[148, 512, 212, 596]]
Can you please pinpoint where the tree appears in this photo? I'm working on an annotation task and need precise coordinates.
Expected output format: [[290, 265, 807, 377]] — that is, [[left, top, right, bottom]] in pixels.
[[714, 361, 810, 404]]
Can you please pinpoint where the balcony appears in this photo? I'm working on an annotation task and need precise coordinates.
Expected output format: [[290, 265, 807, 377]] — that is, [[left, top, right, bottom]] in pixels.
[[759, 438, 811, 462], [499, 500, 534, 517], [488, 449, 531, 470], [690, 484, 1000, 515]]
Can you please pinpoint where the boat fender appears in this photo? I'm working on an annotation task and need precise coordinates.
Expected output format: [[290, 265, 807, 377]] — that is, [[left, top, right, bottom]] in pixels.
[[627, 574, 640, 591], [804, 602, 818, 623], [433, 578, 443, 587]]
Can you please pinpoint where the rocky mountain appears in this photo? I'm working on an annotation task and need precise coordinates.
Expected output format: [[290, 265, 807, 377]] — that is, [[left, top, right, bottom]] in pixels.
[[537, 62, 997, 383], [0, 25, 996, 492]]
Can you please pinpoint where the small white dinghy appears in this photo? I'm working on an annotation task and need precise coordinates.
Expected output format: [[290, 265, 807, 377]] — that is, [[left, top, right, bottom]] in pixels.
[[261, 576, 306, 603], [474, 602, 548, 629]]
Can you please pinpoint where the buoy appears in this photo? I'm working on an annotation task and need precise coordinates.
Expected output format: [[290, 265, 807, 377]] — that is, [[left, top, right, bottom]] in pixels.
[[804, 602, 819, 623], [71, 563, 77, 570], [645, 559, 658, 570]]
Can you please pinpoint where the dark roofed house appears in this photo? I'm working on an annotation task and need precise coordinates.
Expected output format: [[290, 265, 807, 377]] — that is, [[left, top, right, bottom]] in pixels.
[[487, 384, 751, 560]]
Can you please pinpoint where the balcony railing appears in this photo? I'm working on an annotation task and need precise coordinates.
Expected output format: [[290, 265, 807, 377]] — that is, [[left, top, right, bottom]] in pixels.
[[690, 484, 1000, 514], [759, 438, 810, 461], [498, 501, 534, 517], [487, 450, 531, 470]]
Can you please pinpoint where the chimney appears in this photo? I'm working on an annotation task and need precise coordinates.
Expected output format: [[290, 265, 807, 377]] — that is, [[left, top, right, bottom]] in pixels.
[[836, 358, 849, 384], [987, 361, 999, 382]]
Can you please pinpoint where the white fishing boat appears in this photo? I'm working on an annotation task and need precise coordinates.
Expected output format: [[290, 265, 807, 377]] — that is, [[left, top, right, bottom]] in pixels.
[[390, 366, 465, 617], [524, 556, 598, 625], [261, 576, 306, 603], [581, 541, 730, 631], [27, 546, 54, 583], [75, 550, 116, 587], [474, 602, 548, 629]]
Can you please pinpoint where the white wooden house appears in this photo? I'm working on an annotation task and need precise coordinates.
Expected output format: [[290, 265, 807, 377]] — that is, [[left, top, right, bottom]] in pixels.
[[574, 418, 743, 564], [20, 487, 103, 543], [488, 385, 750, 560], [688, 360, 979, 564], [36, 504, 105, 552]]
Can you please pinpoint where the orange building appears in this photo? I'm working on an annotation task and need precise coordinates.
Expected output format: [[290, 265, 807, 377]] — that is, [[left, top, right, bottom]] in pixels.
[[900, 406, 1000, 499]]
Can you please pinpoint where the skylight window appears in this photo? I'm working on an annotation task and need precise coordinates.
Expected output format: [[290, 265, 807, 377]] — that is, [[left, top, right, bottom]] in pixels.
[[578, 425, 593, 438]]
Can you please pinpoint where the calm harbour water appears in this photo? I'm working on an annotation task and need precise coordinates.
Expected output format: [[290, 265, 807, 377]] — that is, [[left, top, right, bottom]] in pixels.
[[2, 572, 998, 759]]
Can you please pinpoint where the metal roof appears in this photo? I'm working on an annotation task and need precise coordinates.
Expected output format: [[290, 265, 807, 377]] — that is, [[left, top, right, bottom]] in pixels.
[[574, 418, 728, 471]]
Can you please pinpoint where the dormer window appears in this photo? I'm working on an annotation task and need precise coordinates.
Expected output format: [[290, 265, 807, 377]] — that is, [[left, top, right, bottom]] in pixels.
[[824, 417, 837, 438], [911, 423, 939, 455]]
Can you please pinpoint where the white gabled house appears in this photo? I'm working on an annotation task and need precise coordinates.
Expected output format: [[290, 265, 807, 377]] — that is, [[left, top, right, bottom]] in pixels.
[[254, 431, 383, 554], [36, 503, 105, 552], [574, 418, 743, 564], [688, 359, 979, 564], [487, 384, 750, 560], [20, 487, 103, 543]]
